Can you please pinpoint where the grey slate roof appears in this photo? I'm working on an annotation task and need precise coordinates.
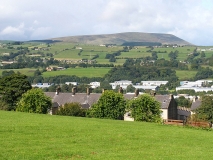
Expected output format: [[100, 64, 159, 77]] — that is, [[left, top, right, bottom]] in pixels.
[[45, 92, 101, 107], [154, 95, 172, 109], [45, 92, 171, 109], [191, 100, 202, 111], [45, 92, 172, 109]]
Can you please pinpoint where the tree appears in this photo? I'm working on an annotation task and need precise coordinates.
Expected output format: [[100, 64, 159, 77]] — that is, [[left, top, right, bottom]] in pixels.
[[88, 90, 126, 120], [127, 94, 162, 122], [175, 96, 192, 108], [126, 85, 136, 93], [1, 70, 15, 77], [195, 96, 213, 122], [16, 88, 52, 114], [0, 73, 32, 110], [56, 102, 86, 117]]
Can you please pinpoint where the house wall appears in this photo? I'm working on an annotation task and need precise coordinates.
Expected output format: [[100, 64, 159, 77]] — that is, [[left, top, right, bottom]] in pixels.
[[124, 112, 134, 121], [161, 109, 168, 119]]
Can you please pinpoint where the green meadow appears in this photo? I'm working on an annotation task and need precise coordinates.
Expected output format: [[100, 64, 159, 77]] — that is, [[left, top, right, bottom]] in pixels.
[[42, 67, 111, 78], [0, 68, 36, 77], [175, 70, 197, 80], [1, 111, 213, 160]]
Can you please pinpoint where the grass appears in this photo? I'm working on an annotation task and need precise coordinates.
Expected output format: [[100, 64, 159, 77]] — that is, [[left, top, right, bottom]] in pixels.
[[176, 70, 197, 80], [42, 67, 111, 77], [0, 68, 37, 76], [1, 110, 213, 159]]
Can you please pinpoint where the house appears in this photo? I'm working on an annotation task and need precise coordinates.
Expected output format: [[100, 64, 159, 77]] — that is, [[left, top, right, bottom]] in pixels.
[[45, 88, 101, 114], [124, 94, 178, 121], [45, 88, 178, 121]]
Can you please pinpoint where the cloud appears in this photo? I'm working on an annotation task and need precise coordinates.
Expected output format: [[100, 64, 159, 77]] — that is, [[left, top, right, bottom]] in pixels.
[[0, 0, 213, 45]]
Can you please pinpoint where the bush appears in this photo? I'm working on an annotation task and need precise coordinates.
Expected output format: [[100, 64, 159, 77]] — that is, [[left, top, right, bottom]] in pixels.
[[56, 102, 86, 117], [16, 88, 52, 114], [0, 100, 10, 111], [127, 94, 162, 123], [88, 90, 126, 120]]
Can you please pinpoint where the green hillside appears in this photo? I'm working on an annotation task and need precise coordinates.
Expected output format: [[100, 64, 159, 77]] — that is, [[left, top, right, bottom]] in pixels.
[[1, 110, 213, 159]]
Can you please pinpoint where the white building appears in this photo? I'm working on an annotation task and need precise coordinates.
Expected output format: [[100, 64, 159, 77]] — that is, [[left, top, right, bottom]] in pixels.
[[180, 80, 212, 87], [32, 83, 53, 88], [110, 80, 132, 89], [141, 81, 168, 86], [89, 82, 100, 88], [176, 80, 213, 92], [65, 82, 78, 86], [133, 85, 159, 91]]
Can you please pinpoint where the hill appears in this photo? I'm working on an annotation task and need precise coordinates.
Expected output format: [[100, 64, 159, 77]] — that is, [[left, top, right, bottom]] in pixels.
[[51, 32, 192, 46], [1, 110, 213, 159]]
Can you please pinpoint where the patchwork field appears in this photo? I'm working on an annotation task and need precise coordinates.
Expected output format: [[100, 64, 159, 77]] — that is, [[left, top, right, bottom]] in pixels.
[[42, 67, 111, 78], [1, 111, 213, 159], [0, 68, 36, 77], [175, 70, 197, 80]]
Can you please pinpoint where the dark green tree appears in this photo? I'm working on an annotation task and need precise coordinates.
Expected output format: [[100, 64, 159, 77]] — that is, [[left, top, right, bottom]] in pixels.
[[175, 96, 192, 108], [16, 88, 52, 114], [88, 90, 126, 120], [195, 96, 213, 122], [0, 73, 32, 110], [126, 85, 136, 93], [127, 94, 162, 122], [1, 70, 15, 77]]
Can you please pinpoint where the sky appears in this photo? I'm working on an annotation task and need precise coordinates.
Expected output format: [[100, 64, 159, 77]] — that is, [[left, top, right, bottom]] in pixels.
[[0, 0, 213, 46]]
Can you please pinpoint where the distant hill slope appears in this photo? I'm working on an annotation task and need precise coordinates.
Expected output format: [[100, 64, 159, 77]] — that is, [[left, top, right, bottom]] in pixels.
[[51, 32, 192, 46]]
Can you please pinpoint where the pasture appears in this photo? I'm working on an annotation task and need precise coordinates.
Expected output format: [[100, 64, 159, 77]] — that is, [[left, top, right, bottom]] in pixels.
[[0, 68, 36, 77], [42, 67, 111, 78], [175, 70, 197, 80], [1, 111, 213, 159]]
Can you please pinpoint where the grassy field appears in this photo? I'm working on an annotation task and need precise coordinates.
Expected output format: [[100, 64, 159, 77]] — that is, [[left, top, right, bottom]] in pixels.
[[42, 67, 111, 77], [176, 70, 197, 80], [1, 111, 213, 159], [0, 68, 36, 77]]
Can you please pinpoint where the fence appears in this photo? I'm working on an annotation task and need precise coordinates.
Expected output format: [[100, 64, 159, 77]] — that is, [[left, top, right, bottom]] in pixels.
[[163, 119, 184, 126], [163, 119, 212, 128]]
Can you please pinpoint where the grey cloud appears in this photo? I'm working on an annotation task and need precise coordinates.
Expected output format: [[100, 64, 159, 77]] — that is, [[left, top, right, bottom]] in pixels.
[[0, 0, 213, 45]]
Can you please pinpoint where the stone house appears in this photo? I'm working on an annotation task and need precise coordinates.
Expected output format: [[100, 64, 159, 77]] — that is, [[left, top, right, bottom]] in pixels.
[[123, 93, 178, 121], [45, 88, 178, 120]]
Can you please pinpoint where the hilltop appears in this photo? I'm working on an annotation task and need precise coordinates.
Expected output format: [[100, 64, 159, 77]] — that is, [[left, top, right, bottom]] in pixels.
[[51, 32, 192, 46]]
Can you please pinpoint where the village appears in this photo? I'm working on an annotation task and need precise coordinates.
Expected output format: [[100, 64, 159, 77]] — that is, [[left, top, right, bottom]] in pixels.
[[30, 79, 213, 126]]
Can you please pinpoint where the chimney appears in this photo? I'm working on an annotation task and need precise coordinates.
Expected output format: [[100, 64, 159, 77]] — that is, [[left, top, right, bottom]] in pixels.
[[193, 96, 197, 102], [102, 89, 106, 93], [72, 87, 76, 95], [134, 89, 139, 97], [55, 86, 61, 95], [87, 87, 91, 95], [118, 87, 123, 94]]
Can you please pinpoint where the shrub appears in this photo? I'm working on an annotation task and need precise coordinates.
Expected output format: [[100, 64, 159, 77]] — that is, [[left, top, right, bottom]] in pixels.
[[127, 94, 162, 123], [56, 102, 86, 117]]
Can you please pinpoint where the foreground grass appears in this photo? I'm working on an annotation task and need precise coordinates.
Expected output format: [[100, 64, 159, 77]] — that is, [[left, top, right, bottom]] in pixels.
[[1, 111, 213, 160]]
